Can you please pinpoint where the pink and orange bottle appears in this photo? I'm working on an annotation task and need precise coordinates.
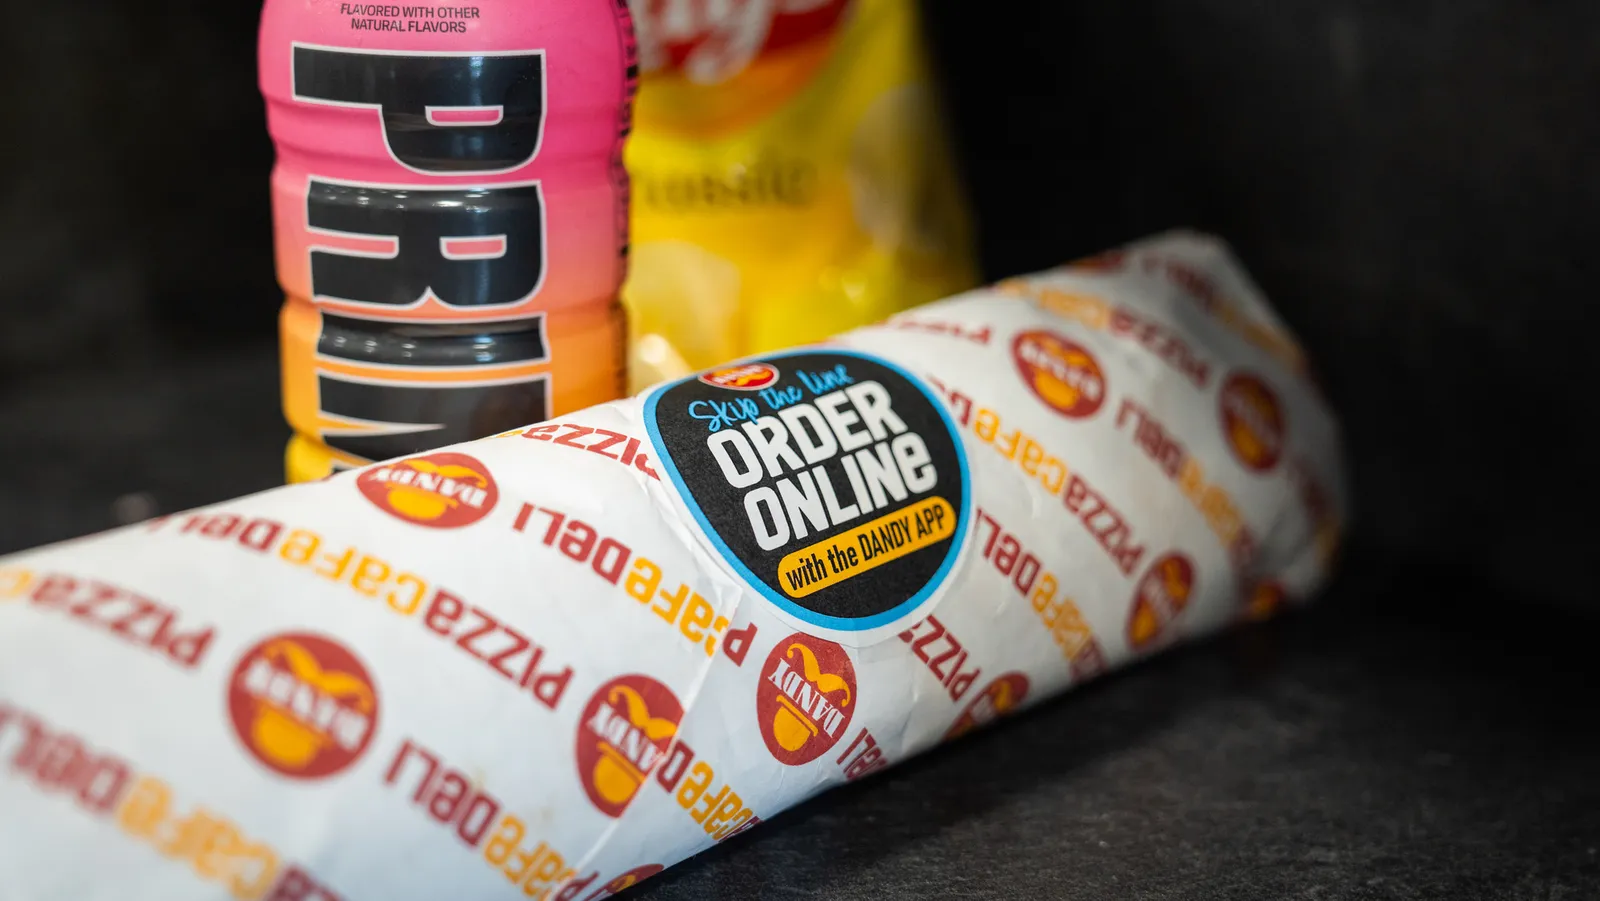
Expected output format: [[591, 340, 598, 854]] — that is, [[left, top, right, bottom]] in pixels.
[[259, 0, 637, 482]]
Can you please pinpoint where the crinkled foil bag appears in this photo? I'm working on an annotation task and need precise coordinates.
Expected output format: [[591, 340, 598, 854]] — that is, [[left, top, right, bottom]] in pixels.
[[622, 0, 980, 393], [0, 232, 1345, 901]]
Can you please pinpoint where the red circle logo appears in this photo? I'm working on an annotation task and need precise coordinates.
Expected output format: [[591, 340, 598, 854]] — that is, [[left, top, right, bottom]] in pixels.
[[575, 675, 684, 818], [698, 362, 780, 391], [356, 451, 499, 528], [943, 672, 1029, 742], [1243, 580, 1289, 622], [1012, 330, 1107, 419], [635, 0, 852, 77], [1126, 553, 1197, 651], [602, 864, 664, 897], [755, 633, 857, 765], [1219, 372, 1286, 472], [1070, 249, 1127, 273], [554, 863, 665, 901], [226, 632, 379, 780]]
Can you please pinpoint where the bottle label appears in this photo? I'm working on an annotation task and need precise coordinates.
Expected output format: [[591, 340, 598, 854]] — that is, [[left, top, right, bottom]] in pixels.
[[292, 44, 548, 175], [290, 45, 551, 322], [264, 1, 634, 475]]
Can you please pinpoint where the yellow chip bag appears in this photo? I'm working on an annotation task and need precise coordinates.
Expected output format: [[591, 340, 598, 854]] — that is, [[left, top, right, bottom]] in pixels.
[[623, 0, 980, 393]]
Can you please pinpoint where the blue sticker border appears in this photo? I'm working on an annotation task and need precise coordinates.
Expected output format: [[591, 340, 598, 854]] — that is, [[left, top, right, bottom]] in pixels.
[[643, 348, 973, 633]]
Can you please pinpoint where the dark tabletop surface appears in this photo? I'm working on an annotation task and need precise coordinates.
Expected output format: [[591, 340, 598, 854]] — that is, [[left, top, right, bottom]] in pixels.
[[3, 349, 1596, 901]]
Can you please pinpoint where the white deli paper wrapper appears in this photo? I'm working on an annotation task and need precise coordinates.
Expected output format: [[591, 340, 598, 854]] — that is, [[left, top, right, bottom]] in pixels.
[[0, 232, 1345, 901]]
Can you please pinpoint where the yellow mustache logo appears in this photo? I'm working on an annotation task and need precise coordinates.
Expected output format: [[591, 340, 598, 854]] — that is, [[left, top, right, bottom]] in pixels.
[[1226, 385, 1280, 462], [592, 686, 679, 807], [1160, 559, 1190, 600], [384, 459, 487, 521], [1129, 604, 1161, 646], [249, 640, 373, 769], [771, 643, 852, 753], [1029, 342, 1097, 411], [989, 679, 1017, 713]]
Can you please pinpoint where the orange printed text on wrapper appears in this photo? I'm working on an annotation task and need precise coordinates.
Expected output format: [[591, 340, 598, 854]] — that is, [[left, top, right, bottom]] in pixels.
[[0, 702, 343, 900], [153, 510, 575, 712]]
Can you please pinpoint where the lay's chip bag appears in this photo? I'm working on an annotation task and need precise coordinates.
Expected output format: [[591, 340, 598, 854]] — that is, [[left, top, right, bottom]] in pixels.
[[623, 0, 980, 393]]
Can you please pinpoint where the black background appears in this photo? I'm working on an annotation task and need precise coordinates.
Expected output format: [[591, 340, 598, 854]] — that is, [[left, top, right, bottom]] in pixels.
[[2, 1, 1595, 610], [0, 1, 1597, 897]]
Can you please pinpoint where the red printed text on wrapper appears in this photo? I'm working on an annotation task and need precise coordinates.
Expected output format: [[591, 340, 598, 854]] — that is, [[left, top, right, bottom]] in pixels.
[[0, 702, 345, 899]]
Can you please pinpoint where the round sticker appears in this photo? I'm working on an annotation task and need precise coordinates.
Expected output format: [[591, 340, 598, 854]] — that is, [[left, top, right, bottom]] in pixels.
[[1012, 329, 1107, 419], [357, 451, 500, 528], [645, 350, 971, 643], [226, 632, 379, 780], [1126, 553, 1197, 651], [574, 675, 683, 818], [755, 633, 857, 765], [1218, 372, 1286, 472]]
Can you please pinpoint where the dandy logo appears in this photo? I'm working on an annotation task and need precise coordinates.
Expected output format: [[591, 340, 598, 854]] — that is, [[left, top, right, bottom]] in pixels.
[[1070, 249, 1127, 273], [552, 863, 666, 901], [575, 675, 684, 818], [357, 451, 500, 528], [755, 633, 856, 765], [944, 672, 1028, 742], [226, 633, 379, 780], [1219, 372, 1286, 472], [1012, 329, 1107, 419], [698, 362, 780, 391], [1126, 553, 1196, 651], [1243, 580, 1288, 622], [630, 0, 852, 83]]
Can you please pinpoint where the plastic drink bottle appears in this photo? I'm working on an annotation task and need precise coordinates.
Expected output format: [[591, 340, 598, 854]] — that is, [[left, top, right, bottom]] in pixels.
[[260, 0, 637, 482]]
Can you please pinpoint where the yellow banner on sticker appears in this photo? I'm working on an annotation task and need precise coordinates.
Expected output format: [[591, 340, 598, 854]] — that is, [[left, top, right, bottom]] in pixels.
[[778, 496, 955, 599]]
